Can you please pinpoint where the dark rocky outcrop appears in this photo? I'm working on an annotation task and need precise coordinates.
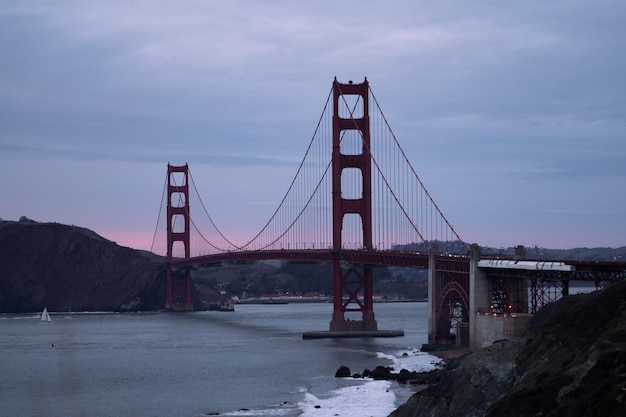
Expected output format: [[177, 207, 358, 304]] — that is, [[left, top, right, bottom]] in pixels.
[[389, 279, 626, 417], [0, 219, 205, 312], [337, 364, 447, 387], [335, 365, 351, 378]]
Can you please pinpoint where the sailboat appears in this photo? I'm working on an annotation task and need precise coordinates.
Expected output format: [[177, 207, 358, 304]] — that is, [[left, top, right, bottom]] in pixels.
[[40, 307, 52, 324]]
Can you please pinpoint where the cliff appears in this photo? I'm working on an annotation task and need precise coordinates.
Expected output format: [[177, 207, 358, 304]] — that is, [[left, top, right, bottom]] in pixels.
[[1, 219, 173, 312], [390, 279, 626, 417]]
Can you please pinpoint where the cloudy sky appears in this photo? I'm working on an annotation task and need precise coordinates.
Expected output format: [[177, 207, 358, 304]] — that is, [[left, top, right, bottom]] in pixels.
[[1, 1, 625, 252]]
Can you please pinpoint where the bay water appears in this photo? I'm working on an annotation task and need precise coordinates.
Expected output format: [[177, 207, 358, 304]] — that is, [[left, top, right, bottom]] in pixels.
[[1, 302, 442, 417]]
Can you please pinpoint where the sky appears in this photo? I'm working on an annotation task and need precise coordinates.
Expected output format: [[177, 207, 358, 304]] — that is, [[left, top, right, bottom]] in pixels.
[[1, 1, 625, 252]]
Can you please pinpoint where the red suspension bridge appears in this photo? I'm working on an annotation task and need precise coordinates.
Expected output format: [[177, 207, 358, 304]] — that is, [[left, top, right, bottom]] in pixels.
[[152, 78, 625, 346]]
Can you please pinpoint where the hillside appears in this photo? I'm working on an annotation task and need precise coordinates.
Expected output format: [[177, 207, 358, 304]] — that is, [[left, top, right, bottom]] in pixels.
[[0, 218, 426, 312], [481, 244, 626, 262], [2, 218, 623, 314], [390, 279, 626, 417], [191, 261, 427, 301], [0, 218, 172, 313]]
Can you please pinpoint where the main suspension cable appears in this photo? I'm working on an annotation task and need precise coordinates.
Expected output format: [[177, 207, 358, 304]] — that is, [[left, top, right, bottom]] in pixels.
[[237, 85, 335, 249], [149, 170, 168, 258], [369, 86, 466, 248]]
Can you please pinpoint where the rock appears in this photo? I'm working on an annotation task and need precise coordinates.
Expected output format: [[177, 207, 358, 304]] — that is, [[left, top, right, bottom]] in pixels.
[[389, 338, 524, 417], [396, 369, 412, 383], [371, 365, 392, 380], [335, 365, 351, 377]]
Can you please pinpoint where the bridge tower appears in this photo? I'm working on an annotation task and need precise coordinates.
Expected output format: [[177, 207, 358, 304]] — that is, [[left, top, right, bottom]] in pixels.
[[330, 78, 377, 332], [165, 163, 193, 311]]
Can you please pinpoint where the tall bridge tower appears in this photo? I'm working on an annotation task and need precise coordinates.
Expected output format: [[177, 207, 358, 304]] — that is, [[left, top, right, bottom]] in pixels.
[[165, 163, 193, 311], [330, 78, 377, 332]]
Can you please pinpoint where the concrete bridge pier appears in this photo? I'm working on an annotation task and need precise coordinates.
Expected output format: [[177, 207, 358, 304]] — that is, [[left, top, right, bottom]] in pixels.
[[468, 243, 489, 349], [427, 245, 437, 345], [428, 243, 531, 350], [469, 244, 533, 349]]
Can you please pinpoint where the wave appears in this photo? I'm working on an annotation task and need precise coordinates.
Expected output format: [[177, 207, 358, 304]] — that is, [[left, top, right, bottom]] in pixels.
[[376, 347, 444, 372], [298, 379, 396, 417]]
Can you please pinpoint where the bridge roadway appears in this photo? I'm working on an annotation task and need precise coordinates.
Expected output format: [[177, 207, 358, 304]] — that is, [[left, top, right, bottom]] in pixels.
[[167, 249, 432, 269], [478, 257, 626, 282], [167, 249, 626, 282]]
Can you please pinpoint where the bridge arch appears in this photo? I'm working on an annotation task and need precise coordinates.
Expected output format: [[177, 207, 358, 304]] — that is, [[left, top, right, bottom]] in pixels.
[[436, 281, 470, 345], [428, 247, 471, 347]]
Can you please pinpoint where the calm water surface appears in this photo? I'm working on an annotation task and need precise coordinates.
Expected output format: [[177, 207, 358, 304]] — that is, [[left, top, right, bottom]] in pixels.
[[1, 302, 438, 417]]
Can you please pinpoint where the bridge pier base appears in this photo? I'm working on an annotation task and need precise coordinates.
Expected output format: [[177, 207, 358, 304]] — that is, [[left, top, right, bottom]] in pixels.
[[329, 263, 379, 332], [165, 268, 193, 311], [329, 319, 378, 332], [469, 243, 489, 349]]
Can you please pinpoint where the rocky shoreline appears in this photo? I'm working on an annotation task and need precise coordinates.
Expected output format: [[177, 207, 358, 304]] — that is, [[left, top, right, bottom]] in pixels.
[[334, 280, 625, 417]]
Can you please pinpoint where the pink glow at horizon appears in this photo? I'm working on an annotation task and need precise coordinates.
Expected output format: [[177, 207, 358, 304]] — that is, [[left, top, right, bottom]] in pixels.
[[99, 230, 163, 253], [100, 229, 271, 256]]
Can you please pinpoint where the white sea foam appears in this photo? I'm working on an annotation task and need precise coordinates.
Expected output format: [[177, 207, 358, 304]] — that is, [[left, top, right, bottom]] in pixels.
[[220, 407, 296, 416], [294, 348, 444, 417], [377, 347, 444, 373], [298, 379, 397, 417]]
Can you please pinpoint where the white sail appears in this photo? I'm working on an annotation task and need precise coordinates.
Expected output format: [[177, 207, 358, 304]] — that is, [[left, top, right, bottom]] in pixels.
[[40, 307, 52, 323]]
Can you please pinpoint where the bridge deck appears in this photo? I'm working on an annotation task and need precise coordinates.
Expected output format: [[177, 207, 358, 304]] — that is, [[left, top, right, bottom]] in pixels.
[[167, 249, 433, 269]]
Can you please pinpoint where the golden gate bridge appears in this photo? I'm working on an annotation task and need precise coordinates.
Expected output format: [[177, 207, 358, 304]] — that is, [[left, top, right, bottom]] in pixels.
[[151, 78, 625, 346]]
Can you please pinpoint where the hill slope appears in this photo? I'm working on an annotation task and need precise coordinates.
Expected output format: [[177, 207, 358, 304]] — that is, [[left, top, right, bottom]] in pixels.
[[0, 219, 169, 312]]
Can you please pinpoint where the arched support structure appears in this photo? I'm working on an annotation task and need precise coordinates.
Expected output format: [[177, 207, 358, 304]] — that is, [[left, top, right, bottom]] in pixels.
[[428, 245, 471, 346]]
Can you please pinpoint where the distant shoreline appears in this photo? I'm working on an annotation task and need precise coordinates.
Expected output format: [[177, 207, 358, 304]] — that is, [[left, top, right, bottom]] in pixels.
[[236, 298, 427, 305]]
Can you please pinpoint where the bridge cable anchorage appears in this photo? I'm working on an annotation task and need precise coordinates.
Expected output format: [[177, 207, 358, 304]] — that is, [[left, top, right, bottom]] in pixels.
[[368, 86, 467, 250]]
